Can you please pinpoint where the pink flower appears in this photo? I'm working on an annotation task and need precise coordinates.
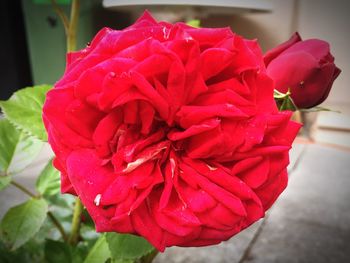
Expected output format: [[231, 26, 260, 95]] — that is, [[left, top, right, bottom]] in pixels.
[[264, 32, 341, 108], [43, 11, 300, 251]]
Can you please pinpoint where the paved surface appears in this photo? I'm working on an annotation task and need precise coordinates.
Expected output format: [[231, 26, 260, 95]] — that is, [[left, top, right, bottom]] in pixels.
[[239, 143, 350, 263], [1, 142, 350, 263]]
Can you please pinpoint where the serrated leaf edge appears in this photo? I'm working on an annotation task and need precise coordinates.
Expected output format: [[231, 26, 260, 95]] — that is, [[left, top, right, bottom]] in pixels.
[[0, 85, 52, 142]]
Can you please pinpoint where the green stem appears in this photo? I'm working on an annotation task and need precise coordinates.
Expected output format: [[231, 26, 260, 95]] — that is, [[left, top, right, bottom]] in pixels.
[[50, 0, 83, 246], [50, 0, 69, 34], [10, 180, 68, 241], [48, 211, 69, 241], [64, 0, 84, 246], [68, 199, 83, 245], [10, 180, 39, 198], [67, 0, 80, 52], [50, 0, 80, 52]]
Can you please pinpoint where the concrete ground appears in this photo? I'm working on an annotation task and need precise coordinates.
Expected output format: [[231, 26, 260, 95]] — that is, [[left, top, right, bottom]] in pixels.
[[1, 137, 350, 263]]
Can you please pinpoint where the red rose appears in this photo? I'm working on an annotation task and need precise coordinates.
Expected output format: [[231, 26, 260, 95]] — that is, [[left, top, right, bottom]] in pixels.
[[264, 32, 341, 108], [43, 11, 300, 251]]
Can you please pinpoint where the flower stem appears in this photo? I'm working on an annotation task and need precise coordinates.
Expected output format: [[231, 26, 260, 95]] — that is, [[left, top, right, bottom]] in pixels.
[[50, 0, 80, 52], [10, 180, 68, 241], [58, 0, 84, 246], [50, 0, 83, 246], [10, 180, 39, 198], [48, 211, 69, 241], [67, 0, 80, 52], [50, 0, 69, 34], [68, 198, 83, 245]]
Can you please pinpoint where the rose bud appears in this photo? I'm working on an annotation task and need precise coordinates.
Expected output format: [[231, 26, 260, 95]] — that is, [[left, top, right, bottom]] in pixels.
[[264, 32, 341, 108], [43, 11, 301, 251]]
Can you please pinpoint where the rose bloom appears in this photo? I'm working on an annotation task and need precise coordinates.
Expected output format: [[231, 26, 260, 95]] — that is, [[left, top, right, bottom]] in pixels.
[[43, 12, 301, 251], [264, 32, 341, 108]]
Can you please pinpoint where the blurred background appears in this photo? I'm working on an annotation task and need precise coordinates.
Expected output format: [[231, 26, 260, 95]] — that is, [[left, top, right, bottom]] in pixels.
[[1, 0, 349, 146], [0, 0, 349, 262]]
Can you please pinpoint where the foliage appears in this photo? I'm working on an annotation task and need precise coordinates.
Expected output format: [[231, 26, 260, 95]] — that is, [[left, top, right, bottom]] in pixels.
[[0, 118, 43, 177], [186, 19, 201, 28], [0, 84, 157, 262], [106, 233, 155, 261], [36, 159, 61, 197], [0, 198, 48, 250], [0, 85, 52, 141]]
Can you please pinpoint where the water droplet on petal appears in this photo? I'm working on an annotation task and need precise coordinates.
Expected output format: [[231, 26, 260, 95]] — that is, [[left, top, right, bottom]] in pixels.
[[207, 164, 217, 171], [94, 194, 101, 206], [123, 158, 146, 173], [170, 158, 176, 178], [163, 27, 170, 39]]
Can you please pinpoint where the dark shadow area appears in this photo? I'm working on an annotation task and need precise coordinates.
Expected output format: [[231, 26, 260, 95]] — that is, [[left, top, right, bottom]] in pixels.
[[92, 5, 131, 32], [0, 0, 32, 100]]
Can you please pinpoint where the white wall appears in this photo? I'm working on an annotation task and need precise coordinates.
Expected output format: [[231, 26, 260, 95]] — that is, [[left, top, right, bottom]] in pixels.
[[203, 0, 296, 52], [297, 0, 350, 105], [204, 0, 350, 105]]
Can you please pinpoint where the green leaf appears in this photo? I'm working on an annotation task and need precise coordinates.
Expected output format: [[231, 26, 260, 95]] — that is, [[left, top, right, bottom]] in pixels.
[[44, 239, 72, 263], [112, 259, 133, 263], [36, 159, 60, 196], [73, 243, 95, 263], [0, 198, 48, 250], [0, 236, 46, 262], [106, 233, 155, 261], [0, 240, 31, 263], [186, 19, 201, 28], [44, 240, 91, 263], [0, 118, 43, 176], [84, 234, 111, 263], [0, 85, 52, 141]]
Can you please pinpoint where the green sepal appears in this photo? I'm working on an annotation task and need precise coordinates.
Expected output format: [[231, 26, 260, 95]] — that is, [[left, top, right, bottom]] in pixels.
[[274, 89, 298, 111]]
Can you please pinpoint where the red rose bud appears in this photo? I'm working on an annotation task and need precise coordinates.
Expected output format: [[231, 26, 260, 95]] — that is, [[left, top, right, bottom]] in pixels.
[[43, 11, 301, 251], [264, 32, 341, 109]]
